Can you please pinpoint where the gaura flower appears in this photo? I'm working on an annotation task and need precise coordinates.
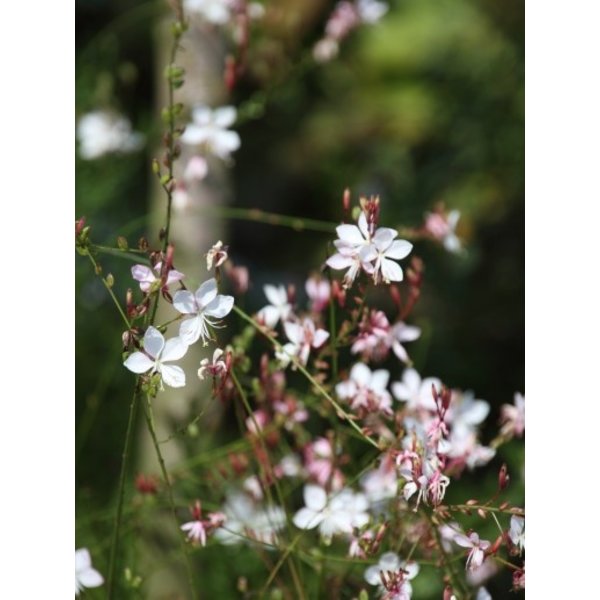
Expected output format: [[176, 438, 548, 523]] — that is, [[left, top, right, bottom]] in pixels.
[[173, 278, 234, 346], [75, 548, 104, 596], [276, 318, 329, 367], [509, 515, 525, 553], [198, 347, 228, 380], [131, 262, 184, 293], [206, 240, 228, 270], [391, 368, 442, 412], [181, 105, 241, 159], [454, 531, 491, 571], [364, 552, 419, 600], [77, 110, 143, 160], [184, 0, 232, 25], [335, 362, 393, 415], [123, 327, 188, 388], [257, 285, 292, 329]]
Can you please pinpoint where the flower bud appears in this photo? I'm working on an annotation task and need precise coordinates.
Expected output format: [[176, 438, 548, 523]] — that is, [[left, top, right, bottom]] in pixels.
[[498, 463, 510, 490]]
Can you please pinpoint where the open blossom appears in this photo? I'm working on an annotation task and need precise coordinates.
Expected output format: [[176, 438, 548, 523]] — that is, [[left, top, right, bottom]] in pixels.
[[389, 321, 421, 363], [173, 278, 234, 345], [181, 106, 241, 159], [336, 363, 393, 415], [500, 392, 525, 438], [424, 209, 461, 253], [392, 368, 442, 412], [326, 211, 410, 287], [364, 552, 419, 600], [181, 501, 226, 546], [509, 515, 525, 553], [305, 276, 331, 312], [400, 452, 449, 508], [131, 262, 184, 293], [206, 241, 228, 270], [293, 484, 369, 543], [454, 531, 491, 571], [75, 548, 104, 596], [214, 491, 286, 546], [77, 110, 143, 160], [276, 318, 329, 367], [257, 285, 292, 328], [198, 348, 228, 380], [123, 327, 188, 388]]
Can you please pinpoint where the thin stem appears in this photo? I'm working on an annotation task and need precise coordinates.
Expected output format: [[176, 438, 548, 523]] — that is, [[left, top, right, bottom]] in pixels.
[[143, 394, 199, 600], [232, 305, 380, 449], [107, 381, 141, 599], [87, 252, 131, 330]]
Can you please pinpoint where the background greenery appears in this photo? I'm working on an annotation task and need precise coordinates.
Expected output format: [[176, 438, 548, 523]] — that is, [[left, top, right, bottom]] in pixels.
[[76, 0, 524, 597]]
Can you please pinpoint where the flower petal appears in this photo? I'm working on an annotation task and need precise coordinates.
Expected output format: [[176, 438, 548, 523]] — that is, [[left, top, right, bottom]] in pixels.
[[312, 329, 330, 348], [385, 239, 413, 260], [179, 315, 204, 345], [213, 106, 237, 128], [75, 549, 91, 571], [143, 326, 165, 359], [78, 567, 104, 588], [336, 224, 365, 245], [173, 290, 197, 315], [293, 507, 322, 530], [381, 258, 403, 282], [159, 364, 186, 388], [304, 484, 327, 511], [161, 336, 189, 362], [123, 352, 154, 374], [264, 284, 286, 307], [195, 278, 218, 309], [205, 294, 234, 318], [326, 253, 354, 270]]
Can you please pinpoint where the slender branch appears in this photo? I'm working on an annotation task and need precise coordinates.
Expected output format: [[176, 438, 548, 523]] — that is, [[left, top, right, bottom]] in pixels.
[[107, 381, 141, 599], [143, 394, 199, 600], [232, 305, 380, 449]]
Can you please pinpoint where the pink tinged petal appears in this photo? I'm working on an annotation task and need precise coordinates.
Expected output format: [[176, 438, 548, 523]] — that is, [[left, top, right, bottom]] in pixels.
[[213, 106, 237, 128], [327, 253, 354, 270], [304, 484, 327, 510], [179, 315, 204, 345], [78, 568, 104, 588], [293, 507, 322, 530], [166, 269, 185, 285], [205, 294, 234, 318], [380, 552, 401, 571], [393, 341, 409, 362], [161, 336, 189, 362], [124, 352, 154, 374], [299, 343, 311, 365], [143, 326, 165, 359], [75, 549, 91, 571], [284, 322, 304, 345], [359, 244, 378, 263], [258, 305, 280, 328], [364, 565, 383, 586], [385, 240, 413, 260], [173, 290, 197, 314], [264, 284, 286, 307], [454, 534, 474, 548], [131, 264, 155, 284], [471, 548, 484, 568], [312, 329, 330, 348], [195, 278, 218, 308], [159, 364, 186, 388], [336, 224, 365, 245]]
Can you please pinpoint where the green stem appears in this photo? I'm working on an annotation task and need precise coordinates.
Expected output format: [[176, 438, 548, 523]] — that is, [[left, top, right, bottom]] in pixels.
[[232, 305, 380, 449], [107, 381, 141, 599], [143, 394, 199, 600]]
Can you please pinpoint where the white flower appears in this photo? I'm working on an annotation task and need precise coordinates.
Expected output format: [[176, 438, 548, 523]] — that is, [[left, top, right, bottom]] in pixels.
[[336, 362, 393, 415], [293, 485, 369, 544], [364, 552, 419, 600], [257, 285, 292, 328], [391, 368, 442, 412], [361, 236, 413, 284], [131, 262, 184, 293], [75, 548, 104, 596], [276, 318, 329, 367], [454, 532, 491, 571], [389, 322, 421, 363], [184, 0, 233, 24], [123, 327, 188, 388], [181, 105, 241, 159], [476, 588, 492, 600], [305, 276, 331, 312], [77, 110, 143, 160], [360, 457, 398, 503], [214, 492, 286, 546], [173, 278, 234, 346], [356, 0, 388, 23], [509, 516, 525, 553], [500, 392, 525, 438]]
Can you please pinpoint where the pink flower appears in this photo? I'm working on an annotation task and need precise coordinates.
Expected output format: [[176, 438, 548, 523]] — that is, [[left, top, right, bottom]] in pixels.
[[184, 155, 208, 182], [454, 532, 491, 571], [424, 209, 461, 253], [500, 392, 525, 438], [257, 284, 292, 328], [131, 262, 184, 293], [276, 318, 329, 367], [181, 501, 226, 547], [336, 363, 393, 416], [198, 347, 228, 380], [305, 276, 331, 312]]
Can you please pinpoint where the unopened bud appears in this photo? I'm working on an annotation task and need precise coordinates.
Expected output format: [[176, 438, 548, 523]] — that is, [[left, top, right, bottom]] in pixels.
[[152, 158, 161, 175], [443, 585, 454, 600], [105, 273, 114, 288], [466, 499, 479, 506], [117, 235, 128, 250], [224, 55, 237, 92], [342, 188, 351, 214], [75, 216, 86, 236], [498, 463, 510, 490], [138, 237, 149, 252], [287, 284, 296, 306], [477, 508, 487, 520], [489, 535, 503, 555]]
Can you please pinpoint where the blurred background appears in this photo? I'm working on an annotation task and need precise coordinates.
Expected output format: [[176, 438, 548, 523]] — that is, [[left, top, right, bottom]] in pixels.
[[76, 0, 523, 597]]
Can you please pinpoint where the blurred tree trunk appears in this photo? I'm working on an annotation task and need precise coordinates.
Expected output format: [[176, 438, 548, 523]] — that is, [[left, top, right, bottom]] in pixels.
[[138, 18, 230, 599]]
